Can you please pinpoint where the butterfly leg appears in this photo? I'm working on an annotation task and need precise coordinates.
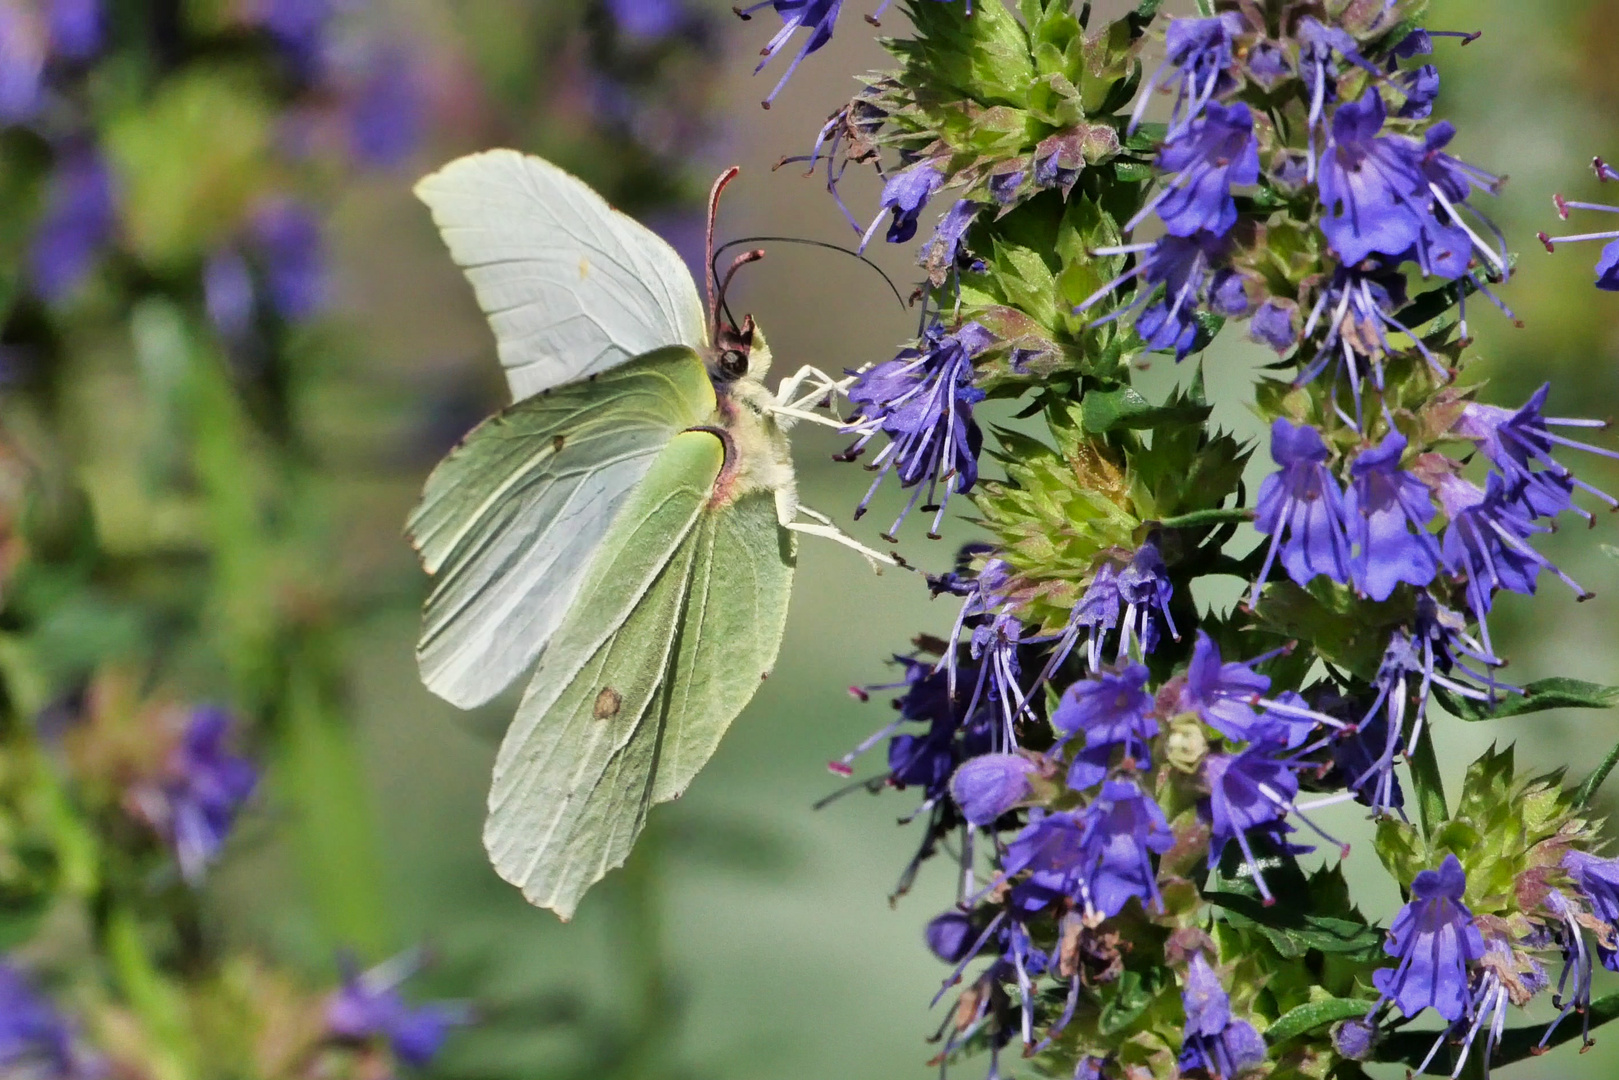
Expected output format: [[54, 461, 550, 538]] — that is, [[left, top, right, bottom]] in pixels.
[[773, 364, 853, 409], [784, 506, 913, 574]]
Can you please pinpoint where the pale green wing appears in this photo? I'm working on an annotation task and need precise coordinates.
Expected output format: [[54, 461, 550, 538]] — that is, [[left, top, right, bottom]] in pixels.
[[407, 348, 715, 709], [484, 431, 796, 919], [414, 149, 709, 402]]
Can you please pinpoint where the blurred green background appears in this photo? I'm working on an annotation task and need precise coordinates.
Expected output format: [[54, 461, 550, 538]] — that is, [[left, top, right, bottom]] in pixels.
[[7, 0, 1619, 1077]]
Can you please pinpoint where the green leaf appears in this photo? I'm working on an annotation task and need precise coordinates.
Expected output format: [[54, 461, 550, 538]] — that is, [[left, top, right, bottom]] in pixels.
[[1266, 998, 1376, 1046], [1578, 736, 1619, 806], [1203, 891, 1385, 960], [1434, 677, 1619, 722], [1156, 507, 1252, 530], [1078, 385, 1211, 434]]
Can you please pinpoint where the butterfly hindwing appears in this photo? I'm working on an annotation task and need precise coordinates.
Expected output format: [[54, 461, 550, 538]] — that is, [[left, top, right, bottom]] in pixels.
[[408, 348, 715, 708], [413, 150, 709, 401], [483, 430, 795, 918]]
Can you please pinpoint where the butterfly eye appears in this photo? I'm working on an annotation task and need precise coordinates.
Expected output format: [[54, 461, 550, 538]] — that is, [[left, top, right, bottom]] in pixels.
[[718, 348, 749, 379]]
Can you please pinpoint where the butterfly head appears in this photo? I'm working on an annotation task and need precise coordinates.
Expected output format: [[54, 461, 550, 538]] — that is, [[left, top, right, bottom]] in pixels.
[[708, 312, 773, 386]]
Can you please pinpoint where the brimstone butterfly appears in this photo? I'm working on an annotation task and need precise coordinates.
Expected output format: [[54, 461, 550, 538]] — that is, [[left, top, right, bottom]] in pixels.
[[407, 150, 894, 919]]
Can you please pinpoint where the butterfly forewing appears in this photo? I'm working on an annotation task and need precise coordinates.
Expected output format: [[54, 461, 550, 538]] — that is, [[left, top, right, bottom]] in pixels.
[[483, 431, 795, 919], [408, 348, 715, 708], [413, 150, 709, 401]]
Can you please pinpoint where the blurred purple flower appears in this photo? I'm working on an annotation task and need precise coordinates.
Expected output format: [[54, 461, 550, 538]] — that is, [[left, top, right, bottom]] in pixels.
[[1372, 855, 1485, 1022], [30, 144, 116, 303], [327, 953, 470, 1067], [349, 46, 424, 169], [0, 2, 46, 123], [0, 962, 81, 1079], [251, 198, 327, 322], [143, 706, 259, 884], [606, 0, 686, 40], [47, 0, 100, 59], [259, 0, 331, 74], [204, 249, 256, 339]]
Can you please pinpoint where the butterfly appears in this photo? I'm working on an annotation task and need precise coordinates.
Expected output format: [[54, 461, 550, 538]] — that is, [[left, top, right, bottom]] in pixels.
[[407, 150, 896, 919]]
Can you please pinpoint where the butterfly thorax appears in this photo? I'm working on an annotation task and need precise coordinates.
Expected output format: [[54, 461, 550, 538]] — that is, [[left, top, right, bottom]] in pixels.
[[700, 330, 795, 516]]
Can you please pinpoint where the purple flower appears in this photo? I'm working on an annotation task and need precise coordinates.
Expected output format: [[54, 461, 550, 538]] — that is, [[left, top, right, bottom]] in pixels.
[[1178, 631, 1268, 743], [920, 199, 980, 280], [204, 249, 255, 339], [606, 0, 687, 40], [0, 962, 80, 1078], [1177, 952, 1267, 1078], [349, 46, 423, 169], [327, 954, 470, 1067], [950, 753, 1034, 826], [839, 321, 990, 538], [1128, 13, 1247, 136], [1052, 666, 1156, 790], [1254, 419, 1352, 592], [737, 0, 840, 109], [1372, 854, 1486, 1022], [47, 0, 100, 59], [1453, 384, 1619, 522], [1387, 30, 1439, 119], [1333, 1017, 1377, 1060], [1248, 298, 1297, 353], [30, 145, 116, 303], [924, 911, 977, 963], [1002, 781, 1172, 920], [1344, 432, 1439, 601], [1316, 90, 1430, 267], [861, 160, 945, 249], [251, 198, 327, 322], [1297, 17, 1378, 155], [1200, 749, 1299, 905], [1563, 851, 1619, 970], [1539, 157, 1619, 290], [1076, 232, 1231, 361], [1295, 262, 1449, 399], [1116, 541, 1178, 656], [0, 2, 46, 123], [1436, 472, 1590, 657], [1245, 42, 1289, 87], [259, 0, 332, 74], [150, 706, 258, 884], [1131, 102, 1259, 238]]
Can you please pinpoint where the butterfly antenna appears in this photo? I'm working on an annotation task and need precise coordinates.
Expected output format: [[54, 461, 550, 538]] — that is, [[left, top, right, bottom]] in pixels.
[[706, 166, 742, 338], [712, 235, 906, 309], [716, 249, 767, 332]]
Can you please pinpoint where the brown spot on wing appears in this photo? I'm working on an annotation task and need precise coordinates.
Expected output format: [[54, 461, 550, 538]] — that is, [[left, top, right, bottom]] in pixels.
[[593, 687, 622, 720], [552, 434, 566, 453]]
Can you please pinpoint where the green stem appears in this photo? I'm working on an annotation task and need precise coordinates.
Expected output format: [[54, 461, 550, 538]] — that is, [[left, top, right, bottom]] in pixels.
[[105, 905, 196, 1080], [1577, 736, 1619, 806], [1408, 722, 1448, 841], [601, 821, 672, 1080]]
